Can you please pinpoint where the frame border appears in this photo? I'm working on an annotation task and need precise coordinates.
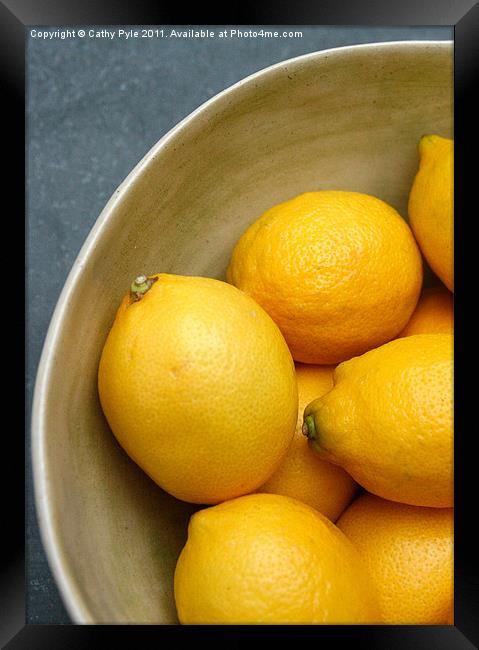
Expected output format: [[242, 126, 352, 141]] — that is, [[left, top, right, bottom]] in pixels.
[[14, 0, 478, 647]]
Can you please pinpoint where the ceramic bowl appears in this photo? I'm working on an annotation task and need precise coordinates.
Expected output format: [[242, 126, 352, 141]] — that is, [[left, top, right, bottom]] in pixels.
[[32, 41, 453, 623]]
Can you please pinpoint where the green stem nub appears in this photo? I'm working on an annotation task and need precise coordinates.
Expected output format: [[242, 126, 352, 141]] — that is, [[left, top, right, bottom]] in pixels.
[[130, 275, 157, 302], [302, 414, 318, 441]]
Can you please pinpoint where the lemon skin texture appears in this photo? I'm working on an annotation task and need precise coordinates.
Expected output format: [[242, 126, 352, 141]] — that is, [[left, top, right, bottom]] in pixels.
[[304, 333, 453, 508], [337, 493, 453, 624], [227, 191, 423, 364], [98, 274, 298, 504], [408, 134, 453, 291], [174, 493, 380, 624], [259, 363, 357, 521], [398, 285, 453, 337]]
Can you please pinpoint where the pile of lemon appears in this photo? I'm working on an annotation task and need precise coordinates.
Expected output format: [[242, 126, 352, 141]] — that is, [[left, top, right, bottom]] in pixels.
[[98, 134, 453, 624]]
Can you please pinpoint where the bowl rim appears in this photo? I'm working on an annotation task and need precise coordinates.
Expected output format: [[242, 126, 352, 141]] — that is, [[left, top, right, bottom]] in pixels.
[[31, 39, 452, 624]]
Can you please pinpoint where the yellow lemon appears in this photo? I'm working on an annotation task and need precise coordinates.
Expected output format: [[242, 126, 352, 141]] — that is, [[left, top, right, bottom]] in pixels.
[[98, 273, 297, 504], [337, 493, 453, 624], [398, 285, 453, 337], [227, 191, 423, 364], [259, 363, 357, 521], [174, 493, 380, 624], [408, 134, 453, 291], [303, 334, 453, 507]]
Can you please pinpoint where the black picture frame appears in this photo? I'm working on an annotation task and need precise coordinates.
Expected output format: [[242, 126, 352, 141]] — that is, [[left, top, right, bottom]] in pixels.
[[14, 0, 477, 647]]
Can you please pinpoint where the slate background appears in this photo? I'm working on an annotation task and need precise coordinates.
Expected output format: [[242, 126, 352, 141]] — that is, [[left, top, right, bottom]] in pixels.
[[26, 24, 452, 624]]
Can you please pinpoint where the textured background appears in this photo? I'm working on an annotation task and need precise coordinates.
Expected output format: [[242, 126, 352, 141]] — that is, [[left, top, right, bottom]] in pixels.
[[26, 25, 452, 624]]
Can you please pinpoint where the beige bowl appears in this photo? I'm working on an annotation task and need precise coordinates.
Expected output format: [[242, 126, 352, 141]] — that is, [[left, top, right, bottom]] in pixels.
[[32, 41, 453, 624]]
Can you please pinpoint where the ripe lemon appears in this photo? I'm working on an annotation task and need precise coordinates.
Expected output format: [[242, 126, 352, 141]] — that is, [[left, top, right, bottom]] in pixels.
[[227, 191, 423, 364], [337, 493, 453, 624], [258, 363, 357, 521], [303, 334, 453, 507], [399, 285, 453, 337], [174, 493, 380, 624], [98, 273, 297, 504], [408, 134, 453, 291]]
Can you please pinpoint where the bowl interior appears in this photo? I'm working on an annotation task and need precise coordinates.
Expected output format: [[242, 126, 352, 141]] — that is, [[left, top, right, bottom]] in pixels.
[[33, 41, 453, 624]]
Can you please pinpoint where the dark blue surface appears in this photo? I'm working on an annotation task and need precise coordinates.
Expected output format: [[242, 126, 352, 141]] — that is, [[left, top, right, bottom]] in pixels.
[[26, 25, 452, 624]]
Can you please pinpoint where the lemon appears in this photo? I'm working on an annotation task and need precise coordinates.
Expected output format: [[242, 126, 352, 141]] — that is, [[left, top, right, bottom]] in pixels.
[[337, 493, 453, 624], [303, 334, 453, 507], [258, 363, 357, 521], [398, 285, 453, 337], [174, 493, 380, 624], [408, 134, 453, 291], [98, 273, 297, 504], [227, 191, 422, 364]]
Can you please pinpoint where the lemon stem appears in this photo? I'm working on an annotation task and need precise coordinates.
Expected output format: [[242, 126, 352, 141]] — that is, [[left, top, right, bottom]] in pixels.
[[302, 414, 317, 441], [130, 275, 157, 302]]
